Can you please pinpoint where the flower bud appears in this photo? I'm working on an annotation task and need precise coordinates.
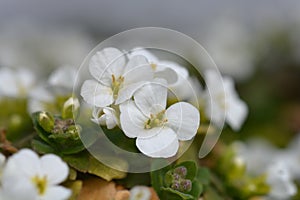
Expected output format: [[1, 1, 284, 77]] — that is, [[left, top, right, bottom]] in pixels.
[[171, 181, 181, 190], [180, 179, 192, 192], [174, 166, 187, 178], [61, 97, 80, 119], [37, 112, 55, 132]]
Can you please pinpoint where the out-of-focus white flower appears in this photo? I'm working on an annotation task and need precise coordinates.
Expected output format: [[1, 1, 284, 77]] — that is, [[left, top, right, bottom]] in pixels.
[[28, 66, 76, 114], [204, 19, 254, 81], [233, 138, 298, 200], [91, 107, 118, 129], [1, 149, 70, 200], [129, 186, 151, 200], [0, 67, 35, 98], [204, 69, 248, 131], [266, 161, 297, 200], [81, 47, 153, 107], [120, 80, 200, 158], [233, 140, 277, 175], [129, 48, 196, 100]]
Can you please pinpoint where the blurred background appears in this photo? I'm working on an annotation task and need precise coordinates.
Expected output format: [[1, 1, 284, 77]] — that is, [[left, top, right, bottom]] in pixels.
[[0, 0, 300, 144]]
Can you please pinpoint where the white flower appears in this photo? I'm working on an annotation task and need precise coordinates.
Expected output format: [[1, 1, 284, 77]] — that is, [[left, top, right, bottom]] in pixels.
[[1, 149, 71, 200], [204, 18, 254, 81], [266, 161, 297, 200], [130, 186, 151, 200], [0, 67, 35, 98], [120, 80, 200, 158], [129, 48, 195, 100], [28, 66, 76, 113], [204, 69, 248, 131], [91, 107, 118, 129], [81, 47, 153, 107]]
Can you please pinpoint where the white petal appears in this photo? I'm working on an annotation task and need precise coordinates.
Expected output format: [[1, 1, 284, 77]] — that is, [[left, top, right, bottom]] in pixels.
[[1, 176, 37, 200], [134, 80, 168, 116], [128, 48, 159, 63], [115, 81, 146, 105], [0, 67, 18, 97], [17, 68, 35, 91], [43, 186, 71, 200], [267, 161, 297, 199], [89, 48, 126, 86], [29, 85, 54, 102], [103, 107, 118, 129], [3, 149, 41, 179], [119, 101, 155, 138], [48, 65, 76, 89], [154, 66, 178, 85], [81, 80, 113, 107], [166, 102, 200, 140], [123, 55, 153, 85], [136, 127, 179, 158], [223, 77, 248, 131], [40, 154, 69, 185], [227, 97, 248, 131]]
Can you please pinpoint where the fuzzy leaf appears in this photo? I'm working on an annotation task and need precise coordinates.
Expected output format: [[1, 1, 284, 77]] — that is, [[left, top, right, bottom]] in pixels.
[[62, 151, 127, 181]]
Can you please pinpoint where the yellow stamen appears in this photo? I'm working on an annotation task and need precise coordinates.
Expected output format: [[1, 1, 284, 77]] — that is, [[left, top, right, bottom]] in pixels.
[[31, 175, 47, 195]]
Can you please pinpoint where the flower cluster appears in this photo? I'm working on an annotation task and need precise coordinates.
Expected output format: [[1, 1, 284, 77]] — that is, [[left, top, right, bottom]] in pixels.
[[81, 47, 201, 158], [0, 149, 70, 200], [81, 47, 248, 158], [233, 136, 300, 200]]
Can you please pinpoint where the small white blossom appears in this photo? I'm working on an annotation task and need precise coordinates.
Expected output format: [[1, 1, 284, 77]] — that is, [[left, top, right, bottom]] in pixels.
[[266, 161, 297, 200], [130, 186, 151, 200], [205, 18, 254, 81], [28, 66, 76, 113], [204, 69, 248, 131], [91, 107, 118, 129], [0, 67, 35, 98], [120, 80, 200, 158], [81, 47, 153, 107], [129, 48, 196, 100], [1, 149, 71, 200]]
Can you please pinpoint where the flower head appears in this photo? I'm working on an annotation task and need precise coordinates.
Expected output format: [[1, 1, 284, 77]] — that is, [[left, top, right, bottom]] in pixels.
[[91, 106, 118, 129], [1, 149, 71, 200], [204, 69, 248, 131], [129, 186, 151, 200], [0, 67, 35, 98], [266, 161, 297, 200], [120, 80, 200, 158], [81, 47, 154, 107], [28, 66, 76, 114]]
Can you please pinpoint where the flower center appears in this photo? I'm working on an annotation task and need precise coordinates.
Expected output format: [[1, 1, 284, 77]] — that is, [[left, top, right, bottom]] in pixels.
[[150, 63, 157, 70], [111, 74, 124, 99], [144, 110, 168, 129], [31, 175, 48, 195]]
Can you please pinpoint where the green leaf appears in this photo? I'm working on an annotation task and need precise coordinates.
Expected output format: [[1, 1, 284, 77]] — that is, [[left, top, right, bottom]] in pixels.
[[32, 112, 54, 145], [197, 167, 210, 185], [31, 138, 56, 154], [160, 187, 195, 200], [32, 112, 86, 155], [150, 159, 172, 195], [188, 180, 203, 199], [62, 151, 127, 181]]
